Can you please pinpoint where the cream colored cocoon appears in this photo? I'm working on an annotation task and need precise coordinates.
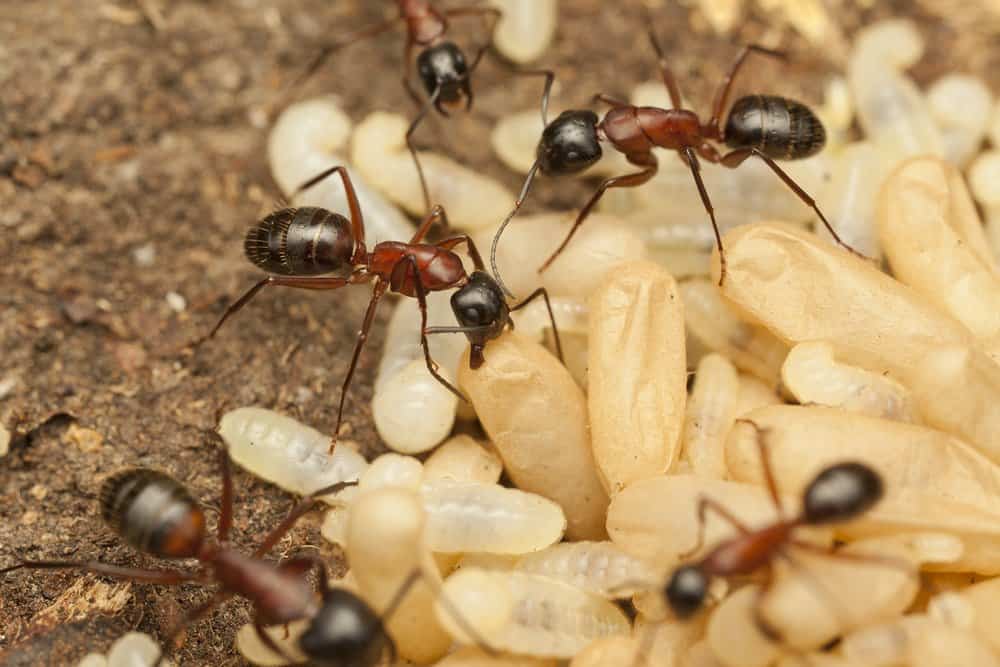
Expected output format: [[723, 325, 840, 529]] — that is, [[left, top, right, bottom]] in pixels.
[[711, 222, 972, 378], [458, 332, 609, 540], [877, 157, 1000, 341], [587, 261, 686, 494]]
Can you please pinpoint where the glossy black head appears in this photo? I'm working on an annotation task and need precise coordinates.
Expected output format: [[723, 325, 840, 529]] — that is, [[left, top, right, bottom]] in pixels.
[[451, 271, 509, 369], [299, 588, 389, 667], [417, 41, 471, 110], [803, 462, 883, 525], [665, 564, 709, 618], [536, 110, 603, 175], [100, 469, 206, 559], [245, 207, 355, 276]]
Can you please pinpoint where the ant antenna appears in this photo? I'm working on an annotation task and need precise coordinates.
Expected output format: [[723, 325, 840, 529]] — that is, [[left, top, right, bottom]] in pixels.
[[490, 159, 541, 299]]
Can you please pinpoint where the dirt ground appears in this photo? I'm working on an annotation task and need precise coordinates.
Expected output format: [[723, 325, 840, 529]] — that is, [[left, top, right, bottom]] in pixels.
[[1, 1, 998, 664]]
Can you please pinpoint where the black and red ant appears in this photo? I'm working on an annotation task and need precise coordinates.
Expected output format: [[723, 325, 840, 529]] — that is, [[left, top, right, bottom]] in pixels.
[[198, 165, 562, 450], [655, 420, 911, 646], [282, 1, 509, 216], [490, 30, 863, 294], [0, 434, 488, 665]]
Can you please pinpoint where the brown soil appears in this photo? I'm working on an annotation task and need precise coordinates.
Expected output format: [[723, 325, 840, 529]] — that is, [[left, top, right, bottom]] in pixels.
[[1, 1, 997, 664]]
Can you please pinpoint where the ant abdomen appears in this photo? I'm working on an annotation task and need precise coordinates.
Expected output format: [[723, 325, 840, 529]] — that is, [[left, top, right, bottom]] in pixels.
[[100, 469, 206, 559], [244, 207, 355, 276], [724, 95, 826, 160]]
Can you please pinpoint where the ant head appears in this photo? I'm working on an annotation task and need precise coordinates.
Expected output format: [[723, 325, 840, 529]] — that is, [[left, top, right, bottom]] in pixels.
[[664, 564, 709, 619], [803, 462, 883, 525], [417, 42, 471, 110], [450, 271, 510, 369], [536, 110, 603, 175], [100, 469, 207, 559], [299, 588, 389, 666]]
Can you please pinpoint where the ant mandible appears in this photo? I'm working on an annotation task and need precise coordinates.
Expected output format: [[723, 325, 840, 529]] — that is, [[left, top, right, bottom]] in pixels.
[[658, 420, 910, 642], [199, 165, 562, 451], [490, 30, 863, 295], [0, 435, 490, 666], [283, 1, 503, 216]]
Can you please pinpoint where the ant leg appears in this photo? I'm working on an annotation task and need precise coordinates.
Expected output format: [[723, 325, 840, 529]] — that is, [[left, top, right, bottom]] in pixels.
[[253, 480, 360, 558], [788, 539, 917, 576], [197, 274, 354, 344], [404, 255, 467, 401], [592, 93, 630, 109], [679, 497, 753, 560], [409, 203, 450, 244], [681, 146, 727, 286], [718, 148, 866, 260], [155, 590, 233, 667], [331, 278, 389, 453], [214, 434, 234, 544], [0, 560, 198, 584], [646, 29, 683, 109], [407, 88, 443, 217], [734, 418, 784, 517], [539, 157, 657, 273], [509, 287, 564, 363], [706, 45, 786, 139], [386, 568, 499, 655], [253, 618, 298, 663], [292, 165, 367, 259], [436, 233, 486, 271]]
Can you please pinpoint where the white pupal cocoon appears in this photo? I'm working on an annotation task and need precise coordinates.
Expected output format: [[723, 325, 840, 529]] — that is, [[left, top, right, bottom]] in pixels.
[[422, 479, 566, 554], [267, 97, 413, 244], [435, 568, 630, 658], [927, 74, 994, 166], [847, 20, 944, 162], [218, 407, 368, 499], [841, 614, 1000, 667], [488, 0, 557, 64], [515, 541, 659, 598], [373, 293, 467, 454], [235, 619, 309, 666], [106, 632, 166, 667], [372, 358, 458, 454], [352, 111, 512, 230]]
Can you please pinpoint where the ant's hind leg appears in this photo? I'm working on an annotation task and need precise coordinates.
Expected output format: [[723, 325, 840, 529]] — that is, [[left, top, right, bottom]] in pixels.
[[718, 148, 867, 261]]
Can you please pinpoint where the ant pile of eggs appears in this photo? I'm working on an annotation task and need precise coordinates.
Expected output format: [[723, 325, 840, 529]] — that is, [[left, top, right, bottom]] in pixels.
[[5, 5, 1000, 667]]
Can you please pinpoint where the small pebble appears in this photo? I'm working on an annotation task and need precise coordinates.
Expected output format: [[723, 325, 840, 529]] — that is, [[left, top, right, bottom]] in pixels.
[[165, 292, 186, 313], [131, 242, 156, 267]]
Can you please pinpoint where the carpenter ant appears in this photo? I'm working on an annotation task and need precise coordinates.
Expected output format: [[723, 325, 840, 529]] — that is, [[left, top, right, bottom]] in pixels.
[[0, 434, 352, 664], [199, 165, 562, 451], [658, 420, 911, 641], [0, 435, 490, 666], [283, 1, 504, 216], [490, 31, 863, 294]]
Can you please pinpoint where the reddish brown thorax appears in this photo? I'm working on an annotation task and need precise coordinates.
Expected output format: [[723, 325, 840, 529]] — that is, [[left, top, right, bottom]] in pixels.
[[600, 106, 704, 155], [700, 521, 798, 576], [368, 242, 468, 296]]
